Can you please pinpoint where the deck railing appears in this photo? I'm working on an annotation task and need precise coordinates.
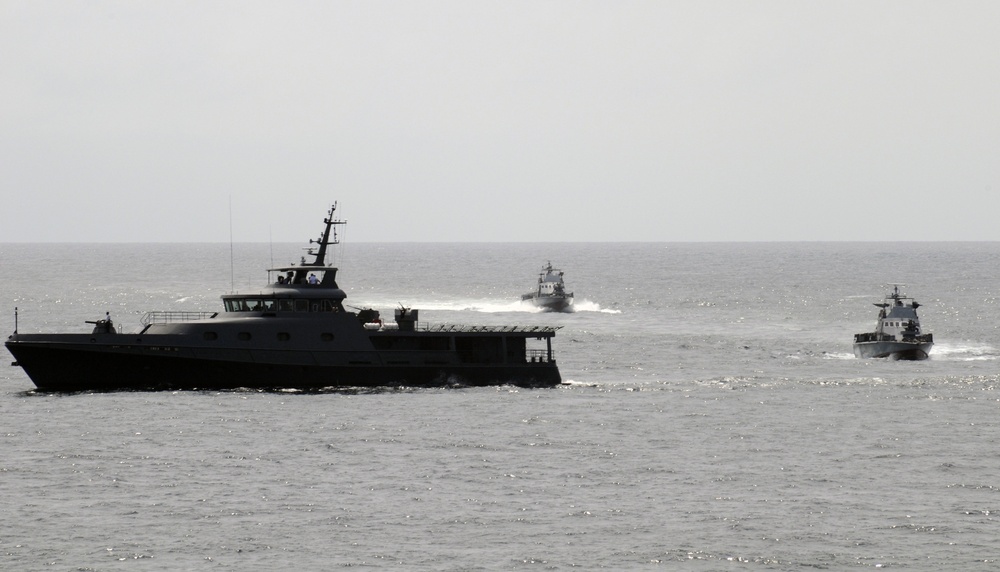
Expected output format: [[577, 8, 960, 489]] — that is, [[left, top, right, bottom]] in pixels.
[[141, 311, 218, 326], [526, 349, 554, 363], [416, 323, 561, 334]]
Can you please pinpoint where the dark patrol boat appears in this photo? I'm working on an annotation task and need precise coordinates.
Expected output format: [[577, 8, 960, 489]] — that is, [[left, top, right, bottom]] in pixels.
[[853, 285, 934, 360], [521, 262, 574, 313], [6, 204, 562, 391]]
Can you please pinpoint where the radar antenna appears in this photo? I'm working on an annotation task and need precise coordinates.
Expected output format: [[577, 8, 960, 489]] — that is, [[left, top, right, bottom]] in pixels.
[[304, 202, 346, 267]]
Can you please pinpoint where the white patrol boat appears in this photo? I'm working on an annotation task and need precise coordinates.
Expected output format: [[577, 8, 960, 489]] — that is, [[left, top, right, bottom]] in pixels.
[[521, 262, 574, 313], [853, 285, 934, 360]]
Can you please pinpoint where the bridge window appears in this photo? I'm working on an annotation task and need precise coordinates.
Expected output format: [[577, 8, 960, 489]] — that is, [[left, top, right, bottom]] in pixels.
[[225, 299, 277, 312], [226, 297, 339, 313]]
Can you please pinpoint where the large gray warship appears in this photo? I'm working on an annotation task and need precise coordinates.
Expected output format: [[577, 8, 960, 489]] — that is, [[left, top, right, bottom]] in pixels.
[[6, 204, 562, 391], [853, 285, 934, 360]]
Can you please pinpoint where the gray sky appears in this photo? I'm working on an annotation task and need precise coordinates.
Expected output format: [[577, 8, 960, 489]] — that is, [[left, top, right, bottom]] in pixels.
[[2, 1, 998, 242]]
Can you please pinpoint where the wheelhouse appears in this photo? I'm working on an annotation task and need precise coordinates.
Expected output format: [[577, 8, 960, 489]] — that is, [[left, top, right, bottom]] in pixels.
[[221, 265, 347, 314], [221, 297, 345, 313]]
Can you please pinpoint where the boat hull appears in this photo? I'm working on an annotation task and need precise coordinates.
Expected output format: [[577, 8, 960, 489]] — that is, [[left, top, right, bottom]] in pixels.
[[522, 295, 573, 313], [853, 340, 932, 360], [5, 339, 562, 392]]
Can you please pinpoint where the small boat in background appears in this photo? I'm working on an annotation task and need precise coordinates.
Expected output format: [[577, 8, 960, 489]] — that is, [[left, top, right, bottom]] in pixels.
[[853, 285, 933, 360], [521, 262, 574, 313]]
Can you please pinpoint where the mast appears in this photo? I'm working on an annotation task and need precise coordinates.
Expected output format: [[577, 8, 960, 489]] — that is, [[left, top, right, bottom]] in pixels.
[[287, 203, 347, 286], [306, 202, 346, 267]]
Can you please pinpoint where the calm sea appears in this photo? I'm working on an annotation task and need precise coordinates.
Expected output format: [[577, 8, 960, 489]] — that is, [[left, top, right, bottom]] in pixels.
[[1, 242, 999, 570]]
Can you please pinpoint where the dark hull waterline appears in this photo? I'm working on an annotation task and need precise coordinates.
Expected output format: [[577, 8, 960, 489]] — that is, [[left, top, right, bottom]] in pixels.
[[853, 341, 932, 361], [7, 343, 562, 392]]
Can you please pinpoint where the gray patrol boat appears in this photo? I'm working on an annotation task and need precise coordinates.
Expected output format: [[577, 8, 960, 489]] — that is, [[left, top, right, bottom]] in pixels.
[[853, 285, 934, 360], [6, 204, 562, 391], [521, 262, 574, 312]]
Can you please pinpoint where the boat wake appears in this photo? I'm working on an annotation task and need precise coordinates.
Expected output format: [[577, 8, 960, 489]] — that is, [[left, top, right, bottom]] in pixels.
[[355, 298, 620, 314], [929, 342, 1000, 361], [822, 351, 856, 360], [571, 299, 620, 314]]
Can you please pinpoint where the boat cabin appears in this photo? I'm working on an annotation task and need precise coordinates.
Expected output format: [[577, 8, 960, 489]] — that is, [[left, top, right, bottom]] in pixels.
[[535, 263, 568, 296], [221, 266, 347, 314], [860, 285, 929, 343]]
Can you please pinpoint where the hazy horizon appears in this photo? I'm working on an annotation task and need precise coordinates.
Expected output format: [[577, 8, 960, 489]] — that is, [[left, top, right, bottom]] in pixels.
[[3, 1, 998, 242]]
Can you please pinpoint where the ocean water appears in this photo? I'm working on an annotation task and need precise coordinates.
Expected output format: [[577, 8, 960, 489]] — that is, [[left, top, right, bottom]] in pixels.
[[2, 241, 999, 570]]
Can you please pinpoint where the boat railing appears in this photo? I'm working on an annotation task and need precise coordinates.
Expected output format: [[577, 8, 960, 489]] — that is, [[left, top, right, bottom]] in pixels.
[[141, 311, 219, 326], [452, 348, 555, 364], [412, 323, 561, 334], [526, 349, 554, 363]]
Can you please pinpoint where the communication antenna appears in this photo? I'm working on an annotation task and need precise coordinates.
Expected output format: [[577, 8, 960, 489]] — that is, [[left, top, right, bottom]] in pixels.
[[229, 196, 235, 292]]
